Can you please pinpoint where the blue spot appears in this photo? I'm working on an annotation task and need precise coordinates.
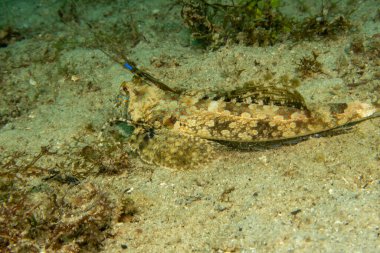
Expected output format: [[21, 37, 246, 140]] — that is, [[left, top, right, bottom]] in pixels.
[[124, 63, 133, 71]]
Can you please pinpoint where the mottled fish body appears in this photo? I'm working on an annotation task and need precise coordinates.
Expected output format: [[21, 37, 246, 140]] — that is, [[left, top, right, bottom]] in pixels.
[[122, 79, 379, 169]]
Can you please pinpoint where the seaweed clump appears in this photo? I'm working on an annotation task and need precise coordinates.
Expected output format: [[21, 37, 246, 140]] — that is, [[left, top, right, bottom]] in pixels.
[[292, 1, 352, 40], [180, 0, 357, 49], [0, 142, 136, 252], [296, 51, 323, 78], [181, 0, 292, 48], [0, 27, 24, 48]]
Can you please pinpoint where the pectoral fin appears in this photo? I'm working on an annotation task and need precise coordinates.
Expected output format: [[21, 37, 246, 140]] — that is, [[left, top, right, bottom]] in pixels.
[[128, 128, 219, 170]]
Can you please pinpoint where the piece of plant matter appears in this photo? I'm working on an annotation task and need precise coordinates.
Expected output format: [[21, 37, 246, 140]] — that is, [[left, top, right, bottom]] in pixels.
[[180, 0, 359, 49], [181, 0, 292, 48], [0, 27, 24, 47], [0, 144, 136, 252], [296, 51, 323, 78]]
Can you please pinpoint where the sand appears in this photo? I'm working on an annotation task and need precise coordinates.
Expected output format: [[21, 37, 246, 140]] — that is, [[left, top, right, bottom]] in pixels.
[[1, 0, 379, 252]]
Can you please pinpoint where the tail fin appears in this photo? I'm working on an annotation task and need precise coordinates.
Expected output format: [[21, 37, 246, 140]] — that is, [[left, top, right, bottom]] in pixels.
[[321, 101, 380, 126]]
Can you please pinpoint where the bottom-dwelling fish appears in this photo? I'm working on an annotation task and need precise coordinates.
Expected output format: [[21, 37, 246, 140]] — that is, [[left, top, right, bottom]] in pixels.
[[118, 76, 379, 170]]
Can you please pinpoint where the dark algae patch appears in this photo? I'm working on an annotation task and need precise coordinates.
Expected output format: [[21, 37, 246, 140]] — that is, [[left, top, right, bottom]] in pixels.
[[0, 141, 137, 252], [179, 0, 358, 49]]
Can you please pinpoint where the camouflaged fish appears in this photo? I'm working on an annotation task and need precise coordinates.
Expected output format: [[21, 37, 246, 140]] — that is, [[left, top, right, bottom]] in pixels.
[[115, 70, 380, 170]]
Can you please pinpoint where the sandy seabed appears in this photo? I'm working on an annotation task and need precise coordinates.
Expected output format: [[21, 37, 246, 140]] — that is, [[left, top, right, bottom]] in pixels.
[[1, 0, 380, 252]]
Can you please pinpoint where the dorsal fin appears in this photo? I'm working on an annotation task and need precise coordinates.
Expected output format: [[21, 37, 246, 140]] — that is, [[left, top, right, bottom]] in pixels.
[[218, 81, 308, 110], [96, 46, 180, 94]]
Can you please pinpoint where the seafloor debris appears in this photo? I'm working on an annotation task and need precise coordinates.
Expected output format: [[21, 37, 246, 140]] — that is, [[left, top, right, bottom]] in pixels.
[[179, 0, 355, 48], [296, 51, 323, 78], [180, 0, 291, 48], [0, 27, 24, 48], [0, 142, 136, 252]]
